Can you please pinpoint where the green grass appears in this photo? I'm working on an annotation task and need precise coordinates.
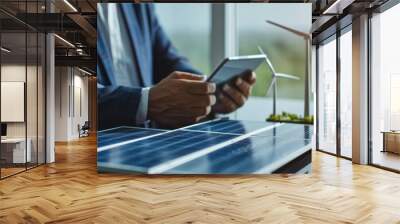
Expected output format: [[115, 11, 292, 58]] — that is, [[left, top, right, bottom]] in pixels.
[[267, 111, 314, 124]]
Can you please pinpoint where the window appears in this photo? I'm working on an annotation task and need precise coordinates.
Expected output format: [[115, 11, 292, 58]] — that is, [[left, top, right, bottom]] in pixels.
[[339, 29, 352, 158], [156, 4, 311, 122], [316, 27, 353, 159], [370, 3, 400, 171], [236, 3, 311, 121], [317, 36, 337, 155], [155, 4, 212, 75]]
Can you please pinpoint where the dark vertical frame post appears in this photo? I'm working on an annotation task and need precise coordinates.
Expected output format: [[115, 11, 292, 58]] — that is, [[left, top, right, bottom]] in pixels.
[[44, 0, 48, 164], [315, 44, 320, 151], [336, 28, 341, 157], [24, 0, 28, 171], [36, 0, 39, 168], [367, 11, 372, 165], [73, 68, 75, 118], [69, 70, 71, 118], [0, 15, 2, 179]]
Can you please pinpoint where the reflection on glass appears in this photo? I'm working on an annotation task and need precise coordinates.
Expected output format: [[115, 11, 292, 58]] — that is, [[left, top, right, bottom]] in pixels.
[[371, 4, 400, 171], [318, 37, 337, 154], [1, 31, 28, 177], [340, 30, 352, 158]]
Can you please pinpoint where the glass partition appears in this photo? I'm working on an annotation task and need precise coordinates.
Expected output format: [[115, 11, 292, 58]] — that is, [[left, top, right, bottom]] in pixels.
[[1, 30, 28, 177], [0, 1, 46, 179]]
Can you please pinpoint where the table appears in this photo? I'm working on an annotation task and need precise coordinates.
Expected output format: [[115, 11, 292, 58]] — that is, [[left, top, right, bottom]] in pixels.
[[382, 131, 400, 154], [1, 138, 31, 164], [97, 119, 313, 174]]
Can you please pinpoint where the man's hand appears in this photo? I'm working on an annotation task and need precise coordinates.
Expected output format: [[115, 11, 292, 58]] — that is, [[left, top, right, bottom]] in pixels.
[[212, 71, 256, 114], [148, 71, 216, 128]]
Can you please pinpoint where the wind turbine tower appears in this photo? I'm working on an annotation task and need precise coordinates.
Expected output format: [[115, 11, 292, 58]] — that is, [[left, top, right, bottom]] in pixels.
[[266, 20, 312, 117]]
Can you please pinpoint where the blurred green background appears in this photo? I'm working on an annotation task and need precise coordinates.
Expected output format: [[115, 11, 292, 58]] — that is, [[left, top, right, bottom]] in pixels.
[[155, 3, 313, 117], [166, 32, 306, 99]]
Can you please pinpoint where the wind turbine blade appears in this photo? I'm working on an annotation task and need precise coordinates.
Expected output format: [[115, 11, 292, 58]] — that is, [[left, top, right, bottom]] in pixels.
[[257, 46, 276, 74], [266, 20, 311, 39], [275, 73, 300, 80], [266, 78, 276, 96]]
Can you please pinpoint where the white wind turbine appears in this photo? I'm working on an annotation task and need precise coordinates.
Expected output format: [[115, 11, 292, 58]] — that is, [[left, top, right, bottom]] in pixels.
[[257, 46, 300, 116], [265, 20, 312, 117]]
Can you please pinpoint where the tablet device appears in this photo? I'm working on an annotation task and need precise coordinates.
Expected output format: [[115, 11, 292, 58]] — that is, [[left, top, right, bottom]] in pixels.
[[206, 54, 266, 85]]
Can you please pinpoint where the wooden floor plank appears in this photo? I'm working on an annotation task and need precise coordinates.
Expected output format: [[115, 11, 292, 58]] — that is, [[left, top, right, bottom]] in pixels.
[[1, 135, 400, 224]]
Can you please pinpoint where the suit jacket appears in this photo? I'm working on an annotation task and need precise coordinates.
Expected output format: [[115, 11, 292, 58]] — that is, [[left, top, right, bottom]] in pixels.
[[97, 3, 200, 130]]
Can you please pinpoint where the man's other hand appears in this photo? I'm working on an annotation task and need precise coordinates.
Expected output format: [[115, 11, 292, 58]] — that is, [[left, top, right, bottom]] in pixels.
[[212, 71, 256, 114], [148, 71, 216, 128]]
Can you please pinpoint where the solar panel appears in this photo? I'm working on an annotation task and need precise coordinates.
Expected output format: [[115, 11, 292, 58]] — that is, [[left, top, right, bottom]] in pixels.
[[167, 136, 310, 174], [183, 119, 277, 135], [97, 119, 313, 174], [184, 119, 313, 139], [98, 127, 164, 148]]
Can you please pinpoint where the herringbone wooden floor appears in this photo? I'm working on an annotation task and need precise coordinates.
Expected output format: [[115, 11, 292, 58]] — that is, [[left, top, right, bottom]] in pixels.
[[1, 135, 400, 224]]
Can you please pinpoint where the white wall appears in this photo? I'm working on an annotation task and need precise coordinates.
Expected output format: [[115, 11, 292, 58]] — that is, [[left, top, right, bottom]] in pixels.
[[55, 67, 69, 141], [1, 63, 46, 164], [55, 67, 89, 141], [71, 73, 89, 138], [1, 82, 25, 123], [1, 65, 33, 138]]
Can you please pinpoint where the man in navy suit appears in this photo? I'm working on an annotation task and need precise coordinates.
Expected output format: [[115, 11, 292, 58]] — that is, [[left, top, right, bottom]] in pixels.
[[97, 3, 256, 130]]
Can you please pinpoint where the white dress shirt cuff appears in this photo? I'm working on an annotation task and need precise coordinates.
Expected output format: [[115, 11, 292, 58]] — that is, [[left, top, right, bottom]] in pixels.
[[136, 87, 151, 125]]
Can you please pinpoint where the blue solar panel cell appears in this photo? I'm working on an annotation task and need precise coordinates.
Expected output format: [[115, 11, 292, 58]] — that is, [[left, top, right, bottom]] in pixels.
[[98, 130, 237, 172], [184, 120, 312, 139], [167, 136, 311, 174], [251, 124, 313, 139], [184, 119, 276, 135], [98, 127, 164, 148]]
